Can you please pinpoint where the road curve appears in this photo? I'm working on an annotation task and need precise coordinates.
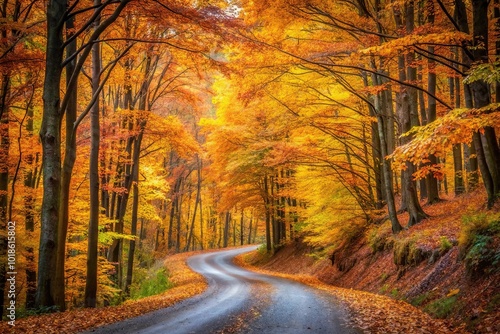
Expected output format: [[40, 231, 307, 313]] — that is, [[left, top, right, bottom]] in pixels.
[[83, 246, 359, 334]]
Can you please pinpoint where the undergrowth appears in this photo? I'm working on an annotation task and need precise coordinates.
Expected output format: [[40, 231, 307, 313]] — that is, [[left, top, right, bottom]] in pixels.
[[130, 267, 173, 299], [459, 212, 500, 276], [367, 222, 392, 253], [410, 291, 435, 307], [425, 295, 459, 319]]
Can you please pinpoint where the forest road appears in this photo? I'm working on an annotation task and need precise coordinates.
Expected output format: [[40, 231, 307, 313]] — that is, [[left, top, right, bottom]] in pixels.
[[83, 245, 360, 334]]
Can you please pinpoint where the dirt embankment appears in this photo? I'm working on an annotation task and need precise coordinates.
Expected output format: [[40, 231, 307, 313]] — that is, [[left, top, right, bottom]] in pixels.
[[253, 240, 498, 333], [250, 194, 500, 334]]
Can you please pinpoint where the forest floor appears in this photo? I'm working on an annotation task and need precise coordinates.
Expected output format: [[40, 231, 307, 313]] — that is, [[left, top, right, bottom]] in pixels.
[[239, 190, 500, 334]]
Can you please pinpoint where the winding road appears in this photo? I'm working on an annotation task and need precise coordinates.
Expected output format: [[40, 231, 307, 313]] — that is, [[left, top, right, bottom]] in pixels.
[[83, 246, 359, 334]]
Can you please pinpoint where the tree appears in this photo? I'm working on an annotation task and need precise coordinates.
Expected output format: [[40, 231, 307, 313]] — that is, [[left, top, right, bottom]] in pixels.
[[38, 0, 131, 309], [84, 0, 102, 307], [468, 0, 500, 207], [37, 0, 67, 308]]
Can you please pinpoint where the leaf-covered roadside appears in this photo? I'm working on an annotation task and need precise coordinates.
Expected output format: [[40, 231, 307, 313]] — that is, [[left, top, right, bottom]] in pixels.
[[0, 252, 207, 334], [234, 254, 466, 334]]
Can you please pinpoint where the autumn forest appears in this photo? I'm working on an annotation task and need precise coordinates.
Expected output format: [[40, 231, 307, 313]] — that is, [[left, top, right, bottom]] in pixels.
[[1, 0, 499, 329]]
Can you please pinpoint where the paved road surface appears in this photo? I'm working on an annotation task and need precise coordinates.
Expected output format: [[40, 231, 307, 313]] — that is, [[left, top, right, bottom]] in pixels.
[[83, 246, 359, 334]]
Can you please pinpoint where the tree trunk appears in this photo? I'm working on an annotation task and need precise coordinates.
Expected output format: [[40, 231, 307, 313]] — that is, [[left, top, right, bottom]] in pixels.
[[264, 175, 272, 251], [470, 0, 500, 207], [240, 210, 244, 246], [247, 211, 253, 244], [168, 177, 181, 250], [175, 179, 184, 252], [496, 0, 500, 102], [417, 53, 428, 200], [185, 156, 202, 251], [198, 161, 204, 250], [454, 0, 478, 191], [37, 0, 67, 308], [394, 4, 408, 212], [223, 211, 230, 248], [125, 129, 144, 294], [85, 7, 101, 306], [399, 1, 428, 225], [107, 78, 135, 288], [376, 114, 403, 233], [24, 102, 37, 309], [278, 170, 286, 243], [425, 0, 440, 204], [55, 13, 77, 311], [450, 48, 465, 196], [0, 72, 10, 319], [271, 175, 280, 247]]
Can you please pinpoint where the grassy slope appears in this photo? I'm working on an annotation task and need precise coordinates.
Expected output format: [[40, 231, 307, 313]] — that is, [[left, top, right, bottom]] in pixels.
[[244, 190, 500, 333]]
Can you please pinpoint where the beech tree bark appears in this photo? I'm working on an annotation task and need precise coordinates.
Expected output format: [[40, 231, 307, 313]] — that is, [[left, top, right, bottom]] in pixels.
[[55, 13, 77, 312], [37, 0, 66, 308]]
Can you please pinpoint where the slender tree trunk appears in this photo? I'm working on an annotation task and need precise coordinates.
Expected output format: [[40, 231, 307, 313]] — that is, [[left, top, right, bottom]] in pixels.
[[454, 0, 478, 191], [362, 125, 376, 208], [108, 84, 135, 288], [393, 4, 407, 212], [496, 0, 500, 103], [199, 161, 204, 250], [85, 6, 101, 306], [417, 52, 428, 200], [425, 0, 440, 204], [377, 114, 403, 233], [366, 71, 385, 208], [450, 48, 465, 196], [185, 156, 202, 251], [264, 176, 272, 251], [278, 170, 286, 243], [252, 216, 258, 244], [55, 13, 77, 311], [176, 181, 184, 252], [223, 211, 230, 248], [271, 175, 280, 247], [240, 210, 244, 246], [24, 102, 36, 309], [125, 129, 143, 294], [0, 72, 10, 319], [233, 214, 236, 246], [168, 177, 181, 250], [247, 211, 253, 244]]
